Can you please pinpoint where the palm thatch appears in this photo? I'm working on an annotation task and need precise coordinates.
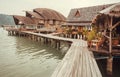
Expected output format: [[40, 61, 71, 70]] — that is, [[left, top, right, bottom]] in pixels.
[[100, 2, 120, 17], [64, 3, 113, 26], [92, 2, 120, 30], [33, 8, 66, 21], [67, 4, 113, 22], [26, 11, 44, 19], [13, 15, 35, 25]]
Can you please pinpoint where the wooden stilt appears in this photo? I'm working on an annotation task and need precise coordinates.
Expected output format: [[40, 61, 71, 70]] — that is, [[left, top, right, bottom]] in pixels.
[[57, 41, 61, 50], [107, 56, 113, 77], [55, 40, 57, 48], [8, 31, 10, 35], [107, 16, 113, 77]]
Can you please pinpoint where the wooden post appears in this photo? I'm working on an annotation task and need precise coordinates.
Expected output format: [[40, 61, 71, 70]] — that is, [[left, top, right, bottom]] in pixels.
[[109, 29, 112, 54], [107, 16, 113, 76], [57, 41, 61, 50], [46, 38, 48, 44], [37, 36, 39, 41], [55, 40, 57, 48], [40, 37, 41, 41], [8, 31, 10, 35], [107, 56, 113, 77], [43, 37, 45, 44]]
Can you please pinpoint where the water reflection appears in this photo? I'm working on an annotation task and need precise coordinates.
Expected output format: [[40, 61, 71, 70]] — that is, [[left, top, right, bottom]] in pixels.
[[15, 37, 64, 60], [0, 28, 64, 77]]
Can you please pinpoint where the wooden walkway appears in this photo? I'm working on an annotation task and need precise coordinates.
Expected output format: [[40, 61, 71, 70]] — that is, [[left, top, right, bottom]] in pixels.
[[8, 30, 120, 77], [7, 29, 102, 77], [20, 31, 102, 77], [22, 31, 74, 42], [51, 40, 102, 77]]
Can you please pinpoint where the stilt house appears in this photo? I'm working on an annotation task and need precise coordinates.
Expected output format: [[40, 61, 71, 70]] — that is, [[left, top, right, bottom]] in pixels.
[[26, 8, 66, 33], [62, 4, 113, 38], [13, 8, 66, 33]]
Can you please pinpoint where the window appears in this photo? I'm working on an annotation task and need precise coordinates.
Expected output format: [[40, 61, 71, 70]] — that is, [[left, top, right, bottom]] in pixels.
[[75, 10, 80, 17]]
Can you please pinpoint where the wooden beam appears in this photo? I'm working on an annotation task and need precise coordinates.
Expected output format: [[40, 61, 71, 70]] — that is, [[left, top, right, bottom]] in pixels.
[[109, 16, 113, 54], [102, 30, 110, 39], [111, 21, 120, 30]]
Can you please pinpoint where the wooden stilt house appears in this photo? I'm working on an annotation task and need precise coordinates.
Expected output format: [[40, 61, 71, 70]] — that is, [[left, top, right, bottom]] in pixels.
[[91, 2, 120, 75], [13, 15, 37, 31], [26, 8, 66, 33], [91, 2, 120, 54], [13, 8, 66, 33], [62, 4, 113, 39]]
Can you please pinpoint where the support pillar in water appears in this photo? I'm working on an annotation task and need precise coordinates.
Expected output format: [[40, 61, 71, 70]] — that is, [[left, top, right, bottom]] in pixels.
[[107, 56, 113, 76]]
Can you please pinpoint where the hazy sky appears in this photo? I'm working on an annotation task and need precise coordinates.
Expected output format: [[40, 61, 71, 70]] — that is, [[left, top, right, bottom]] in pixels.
[[0, 0, 120, 17]]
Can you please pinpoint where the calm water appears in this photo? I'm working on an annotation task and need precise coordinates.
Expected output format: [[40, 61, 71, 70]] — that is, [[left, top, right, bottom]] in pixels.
[[0, 28, 120, 77], [0, 28, 64, 77]]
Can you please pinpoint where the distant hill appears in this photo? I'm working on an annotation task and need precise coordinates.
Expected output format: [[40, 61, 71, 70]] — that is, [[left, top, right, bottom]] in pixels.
[[0, 14, 15, 26]]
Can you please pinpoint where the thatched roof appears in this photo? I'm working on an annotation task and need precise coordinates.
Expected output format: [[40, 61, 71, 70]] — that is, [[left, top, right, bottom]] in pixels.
[[26, 11, 44, 19], [100, 2, 120, 17], [92, 2, 120, 28], [13, 15, 35, 25], [67, 4, 113, 22], [33, 8, 66, 21]]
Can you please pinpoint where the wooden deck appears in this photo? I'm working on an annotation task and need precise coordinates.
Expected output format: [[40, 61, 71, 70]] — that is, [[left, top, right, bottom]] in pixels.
[[6, 28, 120, 55], [5, 30, 120, 77], [50, 39, 102, 77], [89, 46, 120, 56], [6, 29, 102, 77], [22, 31, 74, 42]]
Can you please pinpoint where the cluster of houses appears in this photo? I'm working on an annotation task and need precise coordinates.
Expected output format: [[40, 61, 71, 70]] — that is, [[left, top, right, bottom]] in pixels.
[[12, 2, 119, 36], [5, 2, 120, 75], [13, 8, 66, 33], [11, 2, 120, 50]]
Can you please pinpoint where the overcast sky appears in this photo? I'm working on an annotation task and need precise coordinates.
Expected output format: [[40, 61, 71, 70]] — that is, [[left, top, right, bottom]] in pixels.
[[0, 0, 120, 17]]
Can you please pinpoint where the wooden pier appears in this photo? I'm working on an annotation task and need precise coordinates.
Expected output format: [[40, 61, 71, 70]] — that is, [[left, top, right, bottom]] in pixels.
[[6, 28, 119, 77]]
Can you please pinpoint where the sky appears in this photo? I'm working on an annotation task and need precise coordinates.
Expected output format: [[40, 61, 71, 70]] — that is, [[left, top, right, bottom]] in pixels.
[[0, 0, 120, 17]]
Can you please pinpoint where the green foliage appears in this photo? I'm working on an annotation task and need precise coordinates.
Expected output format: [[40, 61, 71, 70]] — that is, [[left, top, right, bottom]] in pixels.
[[82, 28, 88, 35], [86, 30, 96, 41], [82, 26, 97, 41]]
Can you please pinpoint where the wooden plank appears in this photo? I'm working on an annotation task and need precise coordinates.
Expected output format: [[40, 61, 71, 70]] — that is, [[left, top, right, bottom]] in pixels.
[[7, 30, 102, 77], [51, 40, 102, 77]]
